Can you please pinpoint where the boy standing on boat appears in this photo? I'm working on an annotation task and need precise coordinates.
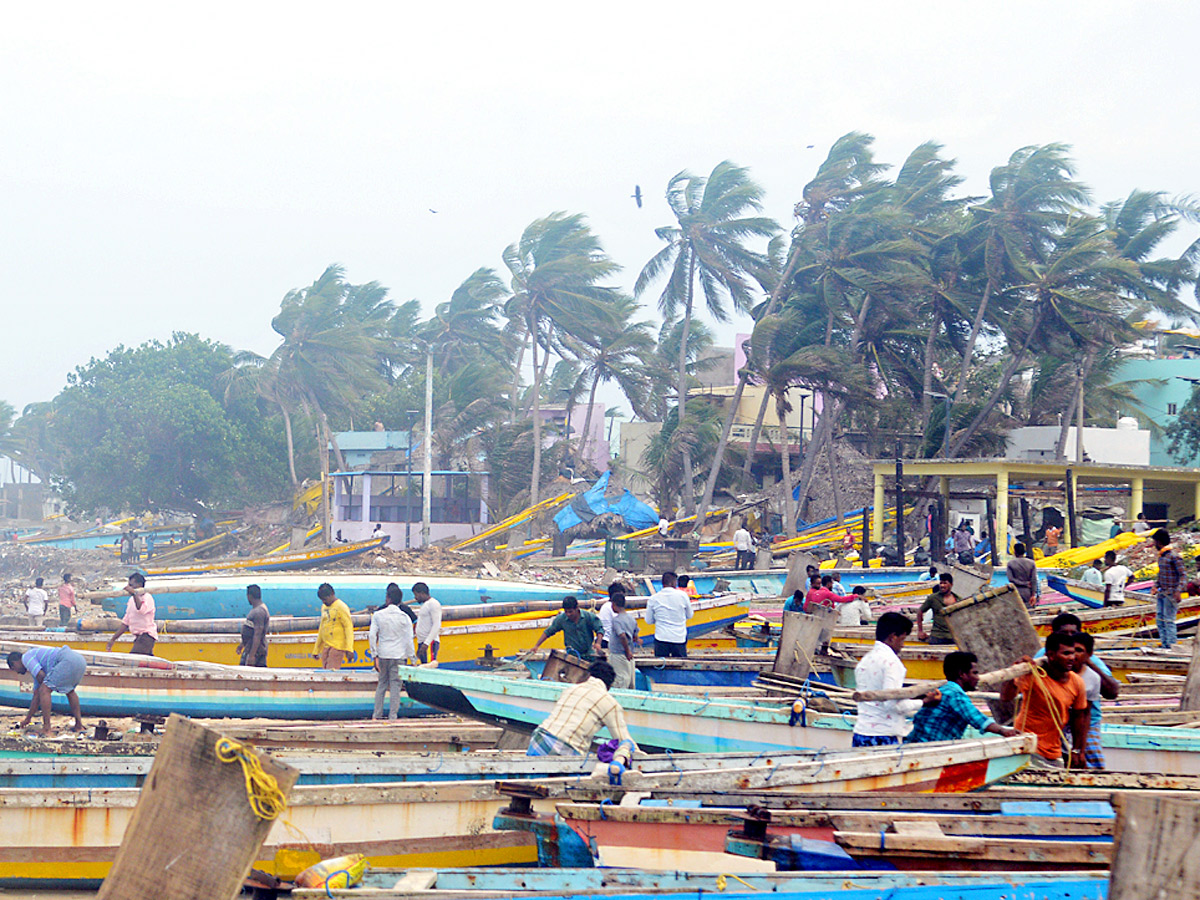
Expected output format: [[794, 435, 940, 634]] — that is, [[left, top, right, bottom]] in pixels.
[[105, 573, 158, 656], [413, 582, 443, 664], [370, 587, 415, 719], [1152, 528, 1185, 648], [530, 595, 604, 661], [917, 573, 958, 645], [645, 571, 694, 658], [7, 646, 87, 736], [313, 583, 354, 669], [527, 660, 636, 769], [1000, 632, 1089, 769], [237, 584, 270, 667], [852, 612, 925, 747], [905, 652, 1017, 743], [607, 593, 639, 689]]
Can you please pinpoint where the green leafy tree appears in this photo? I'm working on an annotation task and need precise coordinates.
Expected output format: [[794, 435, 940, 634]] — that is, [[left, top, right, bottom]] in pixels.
[[46, 334, 289, 514]]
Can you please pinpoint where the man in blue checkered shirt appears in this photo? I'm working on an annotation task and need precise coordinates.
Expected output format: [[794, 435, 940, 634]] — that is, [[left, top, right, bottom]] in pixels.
[[906, 652, 1018, 743]]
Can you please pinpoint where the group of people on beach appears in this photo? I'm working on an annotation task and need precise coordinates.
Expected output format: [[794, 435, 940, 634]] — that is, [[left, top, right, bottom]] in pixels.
[[851, 606, 1118, 770]]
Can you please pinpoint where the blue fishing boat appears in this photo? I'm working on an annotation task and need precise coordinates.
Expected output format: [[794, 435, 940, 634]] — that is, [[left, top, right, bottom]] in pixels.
[[98, 571, 584, 619]]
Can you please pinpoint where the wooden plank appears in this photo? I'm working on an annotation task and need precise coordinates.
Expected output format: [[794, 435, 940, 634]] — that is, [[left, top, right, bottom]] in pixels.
[[944, 584, 1040, 722], [1180, 638, 1200, 711], [771, 608, 835, 679], [1110, 793, 1200, 899], [96, 713, 298, 900]]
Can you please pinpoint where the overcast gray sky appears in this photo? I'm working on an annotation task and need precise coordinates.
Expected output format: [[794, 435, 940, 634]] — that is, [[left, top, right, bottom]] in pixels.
[[3, 1, 1197, 413]]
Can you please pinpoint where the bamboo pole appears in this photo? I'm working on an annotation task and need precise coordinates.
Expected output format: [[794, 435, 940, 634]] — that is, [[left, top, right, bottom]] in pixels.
[[851, 661, 1033, 703]]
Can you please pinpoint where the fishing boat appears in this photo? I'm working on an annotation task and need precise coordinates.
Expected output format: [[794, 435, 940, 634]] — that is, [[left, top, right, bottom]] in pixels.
[[12, 594, 749, 670], [0, 653, 433, 720], [0, 747, 879, 789], [297, 868, 1109, 900], [138, 536, 389, 577], [401, 666, 1031, 781], [550, 798, 1112, 873], [93, 571, 585, 619], [0, 738, 1034, 888]]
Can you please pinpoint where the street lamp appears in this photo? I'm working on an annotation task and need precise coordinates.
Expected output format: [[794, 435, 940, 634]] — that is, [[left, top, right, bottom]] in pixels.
[[405, 410, 419, 550], [924, 391, 951, 459]]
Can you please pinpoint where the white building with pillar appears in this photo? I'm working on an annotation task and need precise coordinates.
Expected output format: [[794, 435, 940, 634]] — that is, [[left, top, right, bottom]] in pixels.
[[870, 458, 1200, 563]]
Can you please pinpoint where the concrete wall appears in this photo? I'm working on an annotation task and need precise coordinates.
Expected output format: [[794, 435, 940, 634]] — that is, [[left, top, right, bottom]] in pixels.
[[1118, 358, 1200, 466], [618, 421, 662, 496], [537, 403, 610, 471], [1005, 425, 1151, 466]]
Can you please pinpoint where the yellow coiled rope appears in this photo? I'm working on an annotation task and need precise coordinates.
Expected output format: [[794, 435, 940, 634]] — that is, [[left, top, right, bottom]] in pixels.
[[215, 737, 287, 820]]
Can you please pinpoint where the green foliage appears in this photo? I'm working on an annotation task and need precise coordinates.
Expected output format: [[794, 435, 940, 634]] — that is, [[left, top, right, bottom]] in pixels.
[[45, 334, 291, 514]]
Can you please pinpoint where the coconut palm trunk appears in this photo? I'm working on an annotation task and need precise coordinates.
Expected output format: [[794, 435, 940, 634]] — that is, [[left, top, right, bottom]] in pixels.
[[676, 252, 698, 517], [741, 387, 772, 479], [280, 405, 298, 487], [579, 372, 600, 468], [776, 391, 796, 537], [697, 241, 803, 527]]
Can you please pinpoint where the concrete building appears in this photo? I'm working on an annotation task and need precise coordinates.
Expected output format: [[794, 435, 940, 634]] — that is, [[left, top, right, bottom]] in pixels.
[[330, 469, 489, 549], [332, 430, 413, 470], [871, 458, 1200, 563], [1005, 420, 1151, 466], [537, 402, 610, 472], [1118, 357, 1200, 466]]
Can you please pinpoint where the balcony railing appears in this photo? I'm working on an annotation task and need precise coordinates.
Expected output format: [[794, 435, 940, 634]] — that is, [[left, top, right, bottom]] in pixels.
[[729, 423, 808, 445]]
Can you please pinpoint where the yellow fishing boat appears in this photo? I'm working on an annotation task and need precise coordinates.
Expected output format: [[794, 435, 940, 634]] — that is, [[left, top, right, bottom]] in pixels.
[[9, 595, 749, 670]]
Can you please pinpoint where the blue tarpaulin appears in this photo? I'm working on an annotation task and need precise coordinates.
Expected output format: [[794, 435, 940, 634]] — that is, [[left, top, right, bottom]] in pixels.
[[554, 472, 660, 534]]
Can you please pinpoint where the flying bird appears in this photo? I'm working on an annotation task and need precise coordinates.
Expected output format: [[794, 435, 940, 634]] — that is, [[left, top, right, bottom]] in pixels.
[[429, 209, 439, 214], [631, 185, 642, 208], [806, 145, 814, 149]]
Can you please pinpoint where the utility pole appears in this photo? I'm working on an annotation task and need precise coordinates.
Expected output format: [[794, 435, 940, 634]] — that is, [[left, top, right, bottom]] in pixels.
[[405, 410, 418, 550], [422, 348, 433, 548], [1075, 366, 1085, 463]]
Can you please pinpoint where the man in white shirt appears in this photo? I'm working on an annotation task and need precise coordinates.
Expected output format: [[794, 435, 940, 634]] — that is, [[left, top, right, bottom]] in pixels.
[[733, 522, 755, 571], [645, 571, 694, 658], [597, 582, 624, 652], [657, 518, 671, 538], [24, 578, 48, 626], [1081, 559, 1104, 586], [1102, 550, 1134, 606], [852, 612, 933, 746], [370, 589, 416, 719], [413, 582, 443, 664], [838, 585, 873, 627]]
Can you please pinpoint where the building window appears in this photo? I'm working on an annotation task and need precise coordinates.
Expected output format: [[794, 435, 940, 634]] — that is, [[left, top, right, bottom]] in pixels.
[[1169, 403, 1178, 416]]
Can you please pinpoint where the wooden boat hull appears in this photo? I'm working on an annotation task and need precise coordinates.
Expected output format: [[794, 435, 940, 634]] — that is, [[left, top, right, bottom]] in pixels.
[[554, 802, 1112, 872], [400, 667, 1034, 793], [141, 537, 388, 576], [0, 780, 549, 887], [0, 663, 432, 720], [11, 595, 748, 671], [96, 572, 585, 618]]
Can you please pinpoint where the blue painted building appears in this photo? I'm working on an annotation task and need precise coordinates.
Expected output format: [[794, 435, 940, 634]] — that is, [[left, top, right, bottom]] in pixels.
[[1118, 358, 1200, 466]]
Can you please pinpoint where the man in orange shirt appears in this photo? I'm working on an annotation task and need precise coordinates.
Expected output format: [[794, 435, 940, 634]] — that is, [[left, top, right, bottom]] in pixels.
[[1000, 632, 1089, 768]]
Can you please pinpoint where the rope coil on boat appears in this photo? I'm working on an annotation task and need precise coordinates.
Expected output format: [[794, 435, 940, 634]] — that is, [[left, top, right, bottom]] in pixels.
[[215, 736, 286, 820]]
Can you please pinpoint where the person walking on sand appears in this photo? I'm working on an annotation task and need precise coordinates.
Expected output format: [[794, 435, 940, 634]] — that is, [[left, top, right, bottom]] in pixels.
[[236, 584, 270, 667], [370, 587, 415, 719], [312, 583, 354, 669], [24, 577, 48, 627], [1153, 528, 1185, 648], [105, 573, 158, 655], [57, 574, 76, 627], [7, 647, 87, 736]]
